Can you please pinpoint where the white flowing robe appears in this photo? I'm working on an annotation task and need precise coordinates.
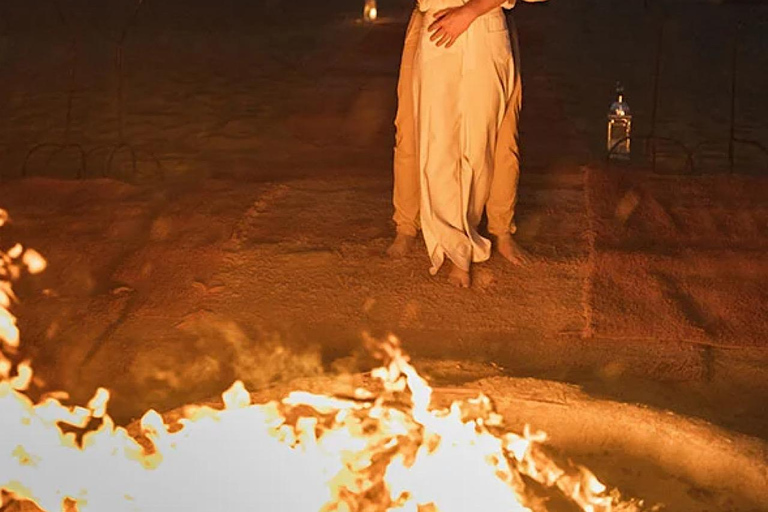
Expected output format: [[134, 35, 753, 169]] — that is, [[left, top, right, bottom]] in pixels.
[[414, 0, 515, 274]]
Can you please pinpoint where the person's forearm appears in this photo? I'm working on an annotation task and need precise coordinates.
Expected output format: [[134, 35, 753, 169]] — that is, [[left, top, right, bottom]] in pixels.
[[463, 0, 507, 19]]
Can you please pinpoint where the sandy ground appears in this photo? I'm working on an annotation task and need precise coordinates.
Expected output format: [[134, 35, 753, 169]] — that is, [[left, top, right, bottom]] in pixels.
[[1, 0, 768, 447]]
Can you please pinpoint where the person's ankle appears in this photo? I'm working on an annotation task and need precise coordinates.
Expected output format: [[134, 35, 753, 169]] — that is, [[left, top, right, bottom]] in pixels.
[[386, 232, 417, 258]]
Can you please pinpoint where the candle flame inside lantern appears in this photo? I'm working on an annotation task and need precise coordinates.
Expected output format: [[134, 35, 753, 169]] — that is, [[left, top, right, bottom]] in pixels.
[[364, 0, 378, 22]]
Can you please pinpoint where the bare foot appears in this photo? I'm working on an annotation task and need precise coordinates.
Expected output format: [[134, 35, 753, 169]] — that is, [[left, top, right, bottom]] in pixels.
[[496, 234, 529, 265], [386, 233, 417, 258], [448, 261, 471, 288]]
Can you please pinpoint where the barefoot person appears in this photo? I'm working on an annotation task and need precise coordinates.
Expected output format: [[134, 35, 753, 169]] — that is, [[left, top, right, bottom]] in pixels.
[[388, 0, 537, 286], [387, 1, 538, 269]]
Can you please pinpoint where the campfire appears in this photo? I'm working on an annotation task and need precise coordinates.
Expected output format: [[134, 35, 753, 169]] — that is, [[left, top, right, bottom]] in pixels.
[[0, 207, 649, 512]]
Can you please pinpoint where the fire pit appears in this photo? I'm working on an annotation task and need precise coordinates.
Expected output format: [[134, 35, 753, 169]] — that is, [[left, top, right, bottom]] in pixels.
[[135, 367, 767, 512], [459, 378, 768, 511], [1, 210, 767, 512], [3, 341, 768, 512]]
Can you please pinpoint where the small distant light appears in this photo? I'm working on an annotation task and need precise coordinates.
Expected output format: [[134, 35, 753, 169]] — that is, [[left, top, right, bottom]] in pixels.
[[363, 0, 377, 22]]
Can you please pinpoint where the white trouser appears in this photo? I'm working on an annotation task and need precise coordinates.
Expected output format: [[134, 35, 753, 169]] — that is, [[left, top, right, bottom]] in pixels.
[[413, 6, 515, 273]]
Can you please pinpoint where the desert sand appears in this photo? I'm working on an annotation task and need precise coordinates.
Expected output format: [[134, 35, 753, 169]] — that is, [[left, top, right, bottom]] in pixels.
[[0, 0, 767, 446]]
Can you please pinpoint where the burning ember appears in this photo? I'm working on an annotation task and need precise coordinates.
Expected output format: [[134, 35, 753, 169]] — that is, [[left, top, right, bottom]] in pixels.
[[0, 208, 650, 512]]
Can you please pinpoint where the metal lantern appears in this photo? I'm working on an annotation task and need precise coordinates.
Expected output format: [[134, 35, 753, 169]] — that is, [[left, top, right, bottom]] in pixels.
[[607, 83, 632, 159], [363, 0, 378, 22]]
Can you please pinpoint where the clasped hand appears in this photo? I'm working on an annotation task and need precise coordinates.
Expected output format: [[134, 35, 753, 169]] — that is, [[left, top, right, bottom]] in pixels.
[[427, 6, 476, 48]]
